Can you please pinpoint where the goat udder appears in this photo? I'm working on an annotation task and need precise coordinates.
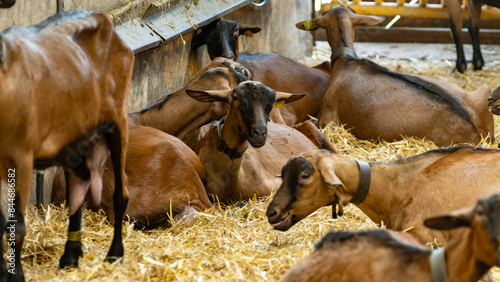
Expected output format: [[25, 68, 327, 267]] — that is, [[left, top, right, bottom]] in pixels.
[[68, 173, 91, 215]]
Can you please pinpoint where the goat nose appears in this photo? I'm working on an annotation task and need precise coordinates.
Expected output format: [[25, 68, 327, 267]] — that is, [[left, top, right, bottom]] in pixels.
[[251, 126, 266, 137], [266, 208, 278, 220]]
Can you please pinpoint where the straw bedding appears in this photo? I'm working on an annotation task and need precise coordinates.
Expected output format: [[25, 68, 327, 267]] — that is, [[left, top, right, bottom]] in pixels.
[[21, 48, 500, 281]]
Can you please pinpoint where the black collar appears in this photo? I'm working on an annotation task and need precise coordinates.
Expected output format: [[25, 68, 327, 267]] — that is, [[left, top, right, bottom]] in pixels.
[[215, 117, 247, 160], [350, 160, 371, 205], [330, 47, 357, 66]]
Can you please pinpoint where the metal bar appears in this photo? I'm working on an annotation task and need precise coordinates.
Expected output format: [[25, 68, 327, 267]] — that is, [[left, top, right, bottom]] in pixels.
[[320, 2, 500, 19], [115, 0, 249, 55]]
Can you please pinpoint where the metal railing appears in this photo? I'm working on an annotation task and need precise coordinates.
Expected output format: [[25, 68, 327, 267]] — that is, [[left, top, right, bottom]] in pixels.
[[320, 0, 500, 20]]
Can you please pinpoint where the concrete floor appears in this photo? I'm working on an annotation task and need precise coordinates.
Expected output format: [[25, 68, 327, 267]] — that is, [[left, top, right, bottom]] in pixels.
[[315, 41, 500, 61]]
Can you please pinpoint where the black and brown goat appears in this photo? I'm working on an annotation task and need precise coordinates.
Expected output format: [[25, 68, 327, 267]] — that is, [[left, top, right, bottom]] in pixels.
[[297, 6, 494, 146], [267, 147, 500, 244], [186, 81, 324, 204], [192, 19, 331, 126], [281, 193, 500, 282]]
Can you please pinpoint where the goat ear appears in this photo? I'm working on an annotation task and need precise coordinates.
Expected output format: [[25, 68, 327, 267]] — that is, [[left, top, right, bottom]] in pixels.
[[275, 92, 306, 104], [351, 14, 385, 26], [239, 24, 261, 35], [317, 157, 343, 186], [185, 89, 232, 103], [296, 18, 323, 31], [191, 31, 207, 50], [423, 206, 474, 230]]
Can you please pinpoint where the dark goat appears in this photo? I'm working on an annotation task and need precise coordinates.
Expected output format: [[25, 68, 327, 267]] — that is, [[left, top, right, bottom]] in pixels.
[[192, 18, 331, 126], [281, 194, 500, 282], [446, 0, 500, 73]]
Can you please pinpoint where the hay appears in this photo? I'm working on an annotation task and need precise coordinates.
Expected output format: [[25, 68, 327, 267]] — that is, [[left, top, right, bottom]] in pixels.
[[21, 47, 500, 281]]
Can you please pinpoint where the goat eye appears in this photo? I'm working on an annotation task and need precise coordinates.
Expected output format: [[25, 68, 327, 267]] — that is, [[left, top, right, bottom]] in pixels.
[[301, 173, 311, 179]]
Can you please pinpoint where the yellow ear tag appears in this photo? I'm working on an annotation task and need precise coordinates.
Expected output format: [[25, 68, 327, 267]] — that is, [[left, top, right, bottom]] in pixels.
[[244, 30, 254, 38], [304, 20, 313, 30], [274, 100, 285, 109]]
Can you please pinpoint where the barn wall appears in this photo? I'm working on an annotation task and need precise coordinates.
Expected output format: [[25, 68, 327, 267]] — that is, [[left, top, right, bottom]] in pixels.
[[0, 0, 56, 31]]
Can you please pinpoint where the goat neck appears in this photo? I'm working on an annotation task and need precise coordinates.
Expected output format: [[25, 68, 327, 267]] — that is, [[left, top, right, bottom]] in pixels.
[[217, 107, 249, 159], [129, 89, 225, 141], [328, 154, 411, 228], [443, 227, 496, 281]]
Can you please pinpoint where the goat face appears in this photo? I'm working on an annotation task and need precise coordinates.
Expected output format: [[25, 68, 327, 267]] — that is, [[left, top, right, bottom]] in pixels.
[[424, 193, 500, 267], [295, 6, 384, 51], [186, 80, 304, 148], [488, 85, 500, 115], [267, 150, 340, 231], [191, 19, 261, 60]]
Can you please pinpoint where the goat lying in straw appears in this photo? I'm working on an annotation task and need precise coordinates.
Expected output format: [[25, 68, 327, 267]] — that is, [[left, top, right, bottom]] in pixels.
[[296, 5, 494, 146], [186, 81, 333, 204], [281, 193, 500, 282], [267, 147, 500, 244]]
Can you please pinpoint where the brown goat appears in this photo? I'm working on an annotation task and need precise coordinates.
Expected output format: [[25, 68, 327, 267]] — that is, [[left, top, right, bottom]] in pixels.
[[267, 147, 500, 244], [446, 0, 500, 73], [129, 58, 334, 151], [186, 81, 320, 204], [52, 124, 212, 229], [129, 58, 250, 146], [192, 19, 331, 126], [281, 193, 500, 282], [297, 6, 494, 146], [0, 10, 133, 279]]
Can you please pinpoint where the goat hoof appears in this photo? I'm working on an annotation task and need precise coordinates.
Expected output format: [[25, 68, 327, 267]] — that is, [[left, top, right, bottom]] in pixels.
[[456, 61, 467, 73], [59, 241, 83, 269], [104, 243, 124, 264], [104, 256, 123, 264], [473, 59, 484, 71]]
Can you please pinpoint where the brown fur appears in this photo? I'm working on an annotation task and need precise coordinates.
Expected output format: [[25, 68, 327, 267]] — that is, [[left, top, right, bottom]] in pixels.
[[0, 10, 133, 278], [293, 122, 337, 152], [52, 125, 212, 229], [267, 147, 500, 244], [192, 19, 331, 126], [128, 58, 250, 145], [189, 81, 318, 204], [282, 194, 500, 282], [296, 6, 494, 146]]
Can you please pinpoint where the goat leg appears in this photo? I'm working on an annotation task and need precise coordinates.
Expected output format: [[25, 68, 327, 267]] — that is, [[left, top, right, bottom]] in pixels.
[[101, 121, 129, 264], [60, 170, 84, 269], [468, 0, 484, 70]]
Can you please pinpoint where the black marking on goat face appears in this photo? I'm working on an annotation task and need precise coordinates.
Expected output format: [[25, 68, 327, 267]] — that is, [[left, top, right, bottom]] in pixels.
[[266, 157, 313, 230], [488, 85, 500, 115], [233, 82, 276, 148], [281, 157, 314, 203], [477, 194, 500, 250], [194, 19, 239, 60]]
